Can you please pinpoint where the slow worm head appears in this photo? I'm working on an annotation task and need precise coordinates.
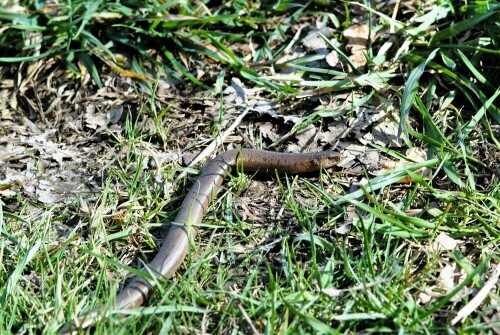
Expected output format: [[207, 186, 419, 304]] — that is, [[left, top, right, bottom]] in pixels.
[[62, 148, 341, 333]]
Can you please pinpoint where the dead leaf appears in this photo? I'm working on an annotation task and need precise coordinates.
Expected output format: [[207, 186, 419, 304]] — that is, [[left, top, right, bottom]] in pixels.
[[302, 27, 335, 55], [343, 23, 374, 70], [85, 103, 108, 130], [432, 232, 458, 252]]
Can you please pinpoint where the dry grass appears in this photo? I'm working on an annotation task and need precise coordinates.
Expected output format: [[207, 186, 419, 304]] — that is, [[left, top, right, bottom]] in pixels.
[[0, 1, 499, 334]]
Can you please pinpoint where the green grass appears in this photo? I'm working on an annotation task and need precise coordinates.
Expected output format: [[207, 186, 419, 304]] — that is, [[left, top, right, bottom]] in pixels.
[[1, 0, 499, 334]]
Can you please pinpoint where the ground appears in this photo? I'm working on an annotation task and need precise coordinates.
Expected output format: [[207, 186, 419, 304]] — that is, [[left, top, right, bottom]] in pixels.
[[0, 1, 499, 334]]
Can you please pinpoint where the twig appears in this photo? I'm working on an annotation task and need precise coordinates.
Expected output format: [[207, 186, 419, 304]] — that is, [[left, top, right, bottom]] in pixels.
[[451, 262, 500, 325], [174, 108, 250, 184]]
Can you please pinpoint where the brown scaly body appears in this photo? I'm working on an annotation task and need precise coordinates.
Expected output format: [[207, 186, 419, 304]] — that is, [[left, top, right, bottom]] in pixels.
[[62, 149, 341, 333]]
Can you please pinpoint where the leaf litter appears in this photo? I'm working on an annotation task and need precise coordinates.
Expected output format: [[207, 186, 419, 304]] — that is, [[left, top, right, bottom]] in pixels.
[[0, 2, 498, 332]]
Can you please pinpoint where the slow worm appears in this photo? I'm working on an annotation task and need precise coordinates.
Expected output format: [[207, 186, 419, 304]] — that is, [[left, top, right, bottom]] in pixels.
[[62, 148, 341, 333]]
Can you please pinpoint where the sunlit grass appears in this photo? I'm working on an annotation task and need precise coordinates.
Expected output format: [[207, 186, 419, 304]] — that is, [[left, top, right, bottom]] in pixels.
[[0, 0, 499, 334]]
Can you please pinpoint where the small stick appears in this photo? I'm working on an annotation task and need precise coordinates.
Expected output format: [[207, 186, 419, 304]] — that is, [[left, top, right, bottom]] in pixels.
[[174, 107, 249, 183], [451, 262, 500, 325]]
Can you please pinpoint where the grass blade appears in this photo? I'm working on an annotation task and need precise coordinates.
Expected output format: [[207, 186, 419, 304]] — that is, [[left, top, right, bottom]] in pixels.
[[398, 48, 439, 138]]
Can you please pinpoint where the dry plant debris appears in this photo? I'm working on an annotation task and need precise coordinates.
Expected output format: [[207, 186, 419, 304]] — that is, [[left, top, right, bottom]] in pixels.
[[0, 1, 499, 334]]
